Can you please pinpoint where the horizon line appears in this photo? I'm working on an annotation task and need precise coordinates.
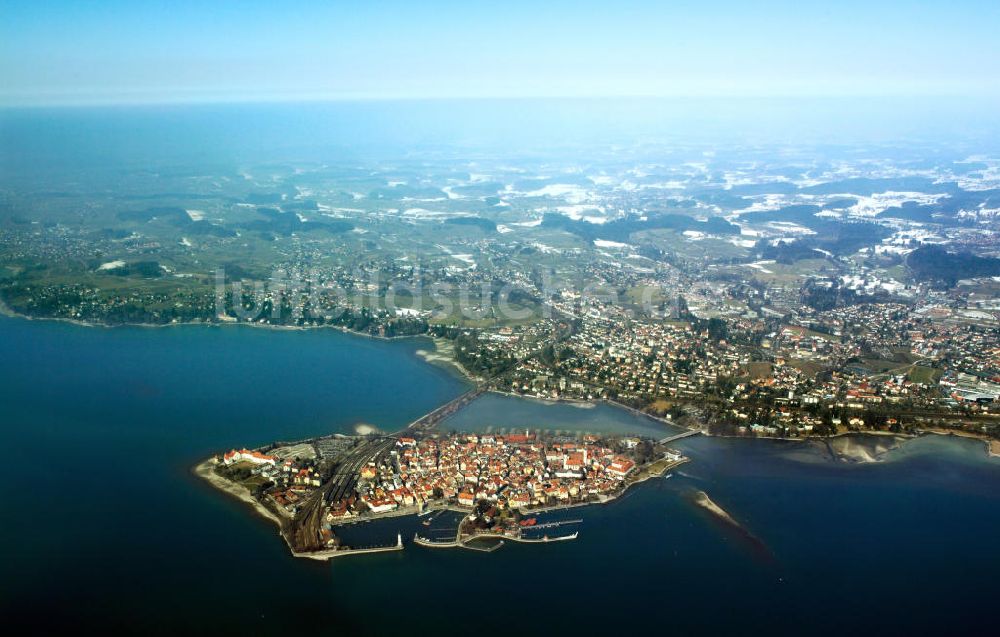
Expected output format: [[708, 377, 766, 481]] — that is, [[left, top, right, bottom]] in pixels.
[[4, 91, 1000, 111]]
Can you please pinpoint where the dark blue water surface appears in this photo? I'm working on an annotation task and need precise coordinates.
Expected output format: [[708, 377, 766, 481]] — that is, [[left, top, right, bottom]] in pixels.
[[439, 391, 682, 438], [1, 315, 998, 636]]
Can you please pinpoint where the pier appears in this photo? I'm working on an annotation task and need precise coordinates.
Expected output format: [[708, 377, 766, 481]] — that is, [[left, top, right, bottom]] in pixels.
[[507, 531, 579, 543], [413, 533, 460, 548], [525, 518, 582, 530], [461, 537, 505, 552], [414, 523, 581, 552], [295, 533, 405, 561]]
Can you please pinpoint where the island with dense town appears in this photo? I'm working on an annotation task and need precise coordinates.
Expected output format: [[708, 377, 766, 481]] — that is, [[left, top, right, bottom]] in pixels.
[[196, 425, 689, 560]]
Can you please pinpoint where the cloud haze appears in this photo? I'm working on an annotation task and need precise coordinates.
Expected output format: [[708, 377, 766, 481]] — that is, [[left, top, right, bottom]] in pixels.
[[2, 0, 999, 106]]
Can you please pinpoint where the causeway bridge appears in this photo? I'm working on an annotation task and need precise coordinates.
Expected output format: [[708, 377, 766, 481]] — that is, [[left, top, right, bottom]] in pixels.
[[402, 385, 487, 433], [658, 429, 701, 445]]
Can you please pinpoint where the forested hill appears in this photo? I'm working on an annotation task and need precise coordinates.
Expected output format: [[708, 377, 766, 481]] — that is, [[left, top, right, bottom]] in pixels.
[[907, 245, 1000, 285]]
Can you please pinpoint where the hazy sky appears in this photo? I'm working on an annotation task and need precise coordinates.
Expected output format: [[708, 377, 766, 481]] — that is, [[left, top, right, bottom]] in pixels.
[[2, 0, 999, 106]]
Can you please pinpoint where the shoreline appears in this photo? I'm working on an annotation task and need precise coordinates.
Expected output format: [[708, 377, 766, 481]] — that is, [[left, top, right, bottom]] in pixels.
[[379, 459, 688, 549], [0, 299, 433, 342], [196, 424, 995, 561], [197, 455, 412, 561], [702, 428, 1000, 462], [0, 299, 484, 388], [478, 391, 962, 455], [704, 429, 917, 443], [415, 336, 481, 383], [485, 390, 688, 432], [192, 458, 286, 530], [0, 295, 18, 319], [11, 303, 994, 459], [921, 428, 1000, 458], [195, 452, 688, 560]]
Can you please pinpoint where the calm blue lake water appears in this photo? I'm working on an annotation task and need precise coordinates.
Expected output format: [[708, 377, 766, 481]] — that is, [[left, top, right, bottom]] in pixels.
[[1, 315, 998, 635], [438, 392, 682, 438]]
